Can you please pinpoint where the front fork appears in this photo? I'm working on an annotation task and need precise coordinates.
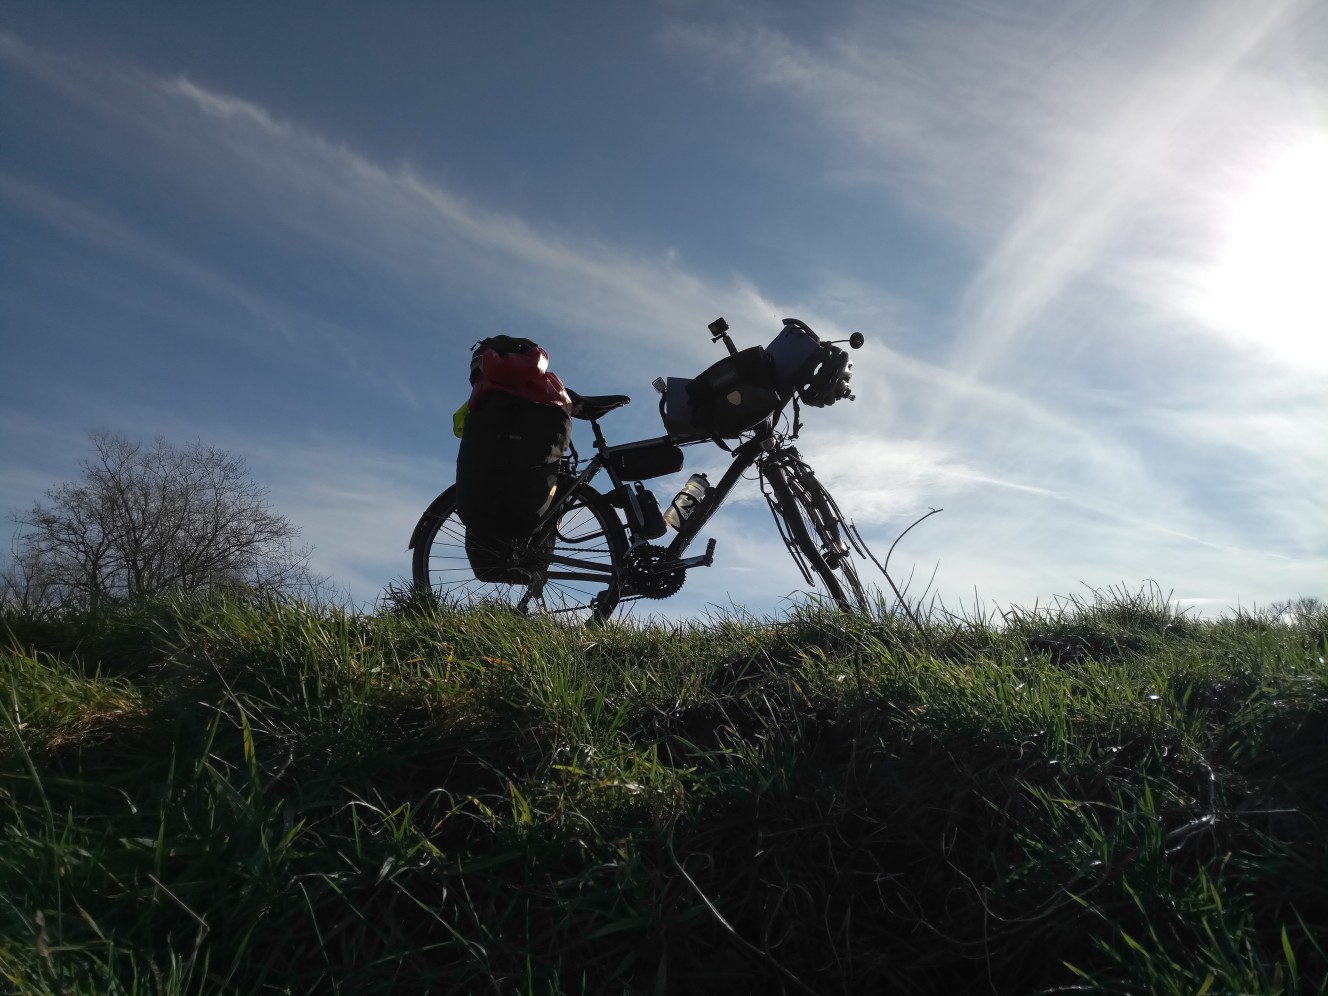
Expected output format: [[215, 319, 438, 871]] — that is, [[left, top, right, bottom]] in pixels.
[[762, 445, 853, 564]]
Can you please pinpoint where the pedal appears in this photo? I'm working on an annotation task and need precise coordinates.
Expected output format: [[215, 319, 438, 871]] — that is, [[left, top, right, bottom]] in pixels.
[[677, 538, 717, 570]]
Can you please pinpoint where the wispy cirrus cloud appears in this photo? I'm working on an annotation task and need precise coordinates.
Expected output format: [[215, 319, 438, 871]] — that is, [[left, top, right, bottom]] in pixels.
[[659, 1, 1326, 610], [667, 1, 1320, 374], [1, 29, 777, 376], [2, 12, 1322, 615]]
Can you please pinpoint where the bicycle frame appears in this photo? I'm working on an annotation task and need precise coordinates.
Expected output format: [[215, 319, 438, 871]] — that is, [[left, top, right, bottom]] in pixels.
[[529, 424, 721, 583], [533, 408, 825, 592]]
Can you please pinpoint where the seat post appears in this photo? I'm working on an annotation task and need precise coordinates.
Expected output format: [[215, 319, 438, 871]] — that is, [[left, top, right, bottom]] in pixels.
[[590, 418, 608, 449]]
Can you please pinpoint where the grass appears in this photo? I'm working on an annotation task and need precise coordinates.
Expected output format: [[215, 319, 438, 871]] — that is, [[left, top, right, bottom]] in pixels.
[[0, 586, 1324, 994]]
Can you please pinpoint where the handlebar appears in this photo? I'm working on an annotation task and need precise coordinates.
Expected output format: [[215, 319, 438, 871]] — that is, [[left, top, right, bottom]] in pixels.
[[651, 316, 866, 438], [707, 316, 865, 353]]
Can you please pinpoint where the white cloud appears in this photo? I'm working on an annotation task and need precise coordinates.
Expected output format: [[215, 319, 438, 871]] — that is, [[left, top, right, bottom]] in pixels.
[[241, 438, 444, 606], [2, 35, 796, 379], [654, 0, 1328, 611], [669, 1, 1320, 381], [3, 15, 1323, 617]]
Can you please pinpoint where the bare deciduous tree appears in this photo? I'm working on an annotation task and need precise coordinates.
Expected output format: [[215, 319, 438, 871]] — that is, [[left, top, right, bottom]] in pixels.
[[2, 431, 325, 612]]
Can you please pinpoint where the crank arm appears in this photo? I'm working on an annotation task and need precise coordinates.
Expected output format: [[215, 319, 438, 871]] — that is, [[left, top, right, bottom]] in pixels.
[[675, 538, 717, 570]]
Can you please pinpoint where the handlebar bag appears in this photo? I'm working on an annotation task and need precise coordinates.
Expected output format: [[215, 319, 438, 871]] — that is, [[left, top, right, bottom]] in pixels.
[[660, 377, 701, 437], [685, 345, 780, 437]]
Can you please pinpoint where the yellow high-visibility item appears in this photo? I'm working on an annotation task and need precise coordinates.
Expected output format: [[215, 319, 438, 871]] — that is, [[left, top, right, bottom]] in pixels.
[[453, 402, 468, 438]]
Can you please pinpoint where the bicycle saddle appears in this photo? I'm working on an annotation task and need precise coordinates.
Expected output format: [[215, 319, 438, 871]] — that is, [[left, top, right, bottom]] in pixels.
[[568, 390, 631, 421]]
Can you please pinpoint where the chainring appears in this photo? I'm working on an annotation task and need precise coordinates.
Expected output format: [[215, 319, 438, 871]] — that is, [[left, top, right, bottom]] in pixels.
[[623, 544, 687, 600]]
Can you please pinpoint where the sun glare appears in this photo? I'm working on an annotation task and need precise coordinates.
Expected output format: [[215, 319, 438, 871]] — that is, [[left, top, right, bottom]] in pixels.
[[1203, 136, 1328, 369]]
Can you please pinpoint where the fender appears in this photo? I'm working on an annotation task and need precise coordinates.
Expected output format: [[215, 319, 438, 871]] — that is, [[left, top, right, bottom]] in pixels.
[[408, 486, 456, 551]]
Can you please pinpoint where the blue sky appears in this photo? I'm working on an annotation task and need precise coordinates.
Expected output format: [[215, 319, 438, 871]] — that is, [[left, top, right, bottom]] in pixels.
[[2, 0, 1325, 619]]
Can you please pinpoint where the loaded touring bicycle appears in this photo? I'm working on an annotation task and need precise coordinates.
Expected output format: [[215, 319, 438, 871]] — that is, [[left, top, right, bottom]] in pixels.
[[411, 317, 869, 623]]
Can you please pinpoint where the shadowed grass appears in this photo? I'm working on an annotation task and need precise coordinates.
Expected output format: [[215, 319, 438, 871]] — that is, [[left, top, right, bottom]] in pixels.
[[1, 587, 1324, 993]]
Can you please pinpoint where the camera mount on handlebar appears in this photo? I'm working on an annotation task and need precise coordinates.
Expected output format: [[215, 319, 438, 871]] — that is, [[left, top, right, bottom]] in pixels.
[[708, 317, 738, 356]]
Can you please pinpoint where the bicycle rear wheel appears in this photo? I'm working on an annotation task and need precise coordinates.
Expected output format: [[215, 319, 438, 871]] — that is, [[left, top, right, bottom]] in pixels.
[[410, 482, 627, 623], [763, 456, 868, 612]]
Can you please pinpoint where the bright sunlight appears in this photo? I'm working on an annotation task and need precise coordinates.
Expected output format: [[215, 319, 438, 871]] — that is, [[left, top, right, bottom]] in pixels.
[[1204, 135, 1328, 369]]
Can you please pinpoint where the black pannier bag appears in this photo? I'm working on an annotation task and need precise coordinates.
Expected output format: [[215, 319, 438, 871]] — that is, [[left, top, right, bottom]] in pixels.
[[684, 345, 780, 438], [456, 339, 573, 583]]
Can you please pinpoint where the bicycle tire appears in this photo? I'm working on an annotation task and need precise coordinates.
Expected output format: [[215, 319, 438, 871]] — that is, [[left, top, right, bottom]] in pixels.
[[764, 462, 868, 612], [410, 481, 628, 624]]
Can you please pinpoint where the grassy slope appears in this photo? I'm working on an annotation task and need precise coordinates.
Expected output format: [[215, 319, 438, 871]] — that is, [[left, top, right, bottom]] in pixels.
[[1, 591, 1325, 995]]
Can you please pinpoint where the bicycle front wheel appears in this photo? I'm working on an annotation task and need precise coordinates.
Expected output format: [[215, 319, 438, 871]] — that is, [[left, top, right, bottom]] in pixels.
[[763, 458, 868, 612], [410, 482, 627, 624]]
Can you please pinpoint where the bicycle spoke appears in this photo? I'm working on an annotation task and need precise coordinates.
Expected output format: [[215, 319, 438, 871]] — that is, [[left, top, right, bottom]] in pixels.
[[412, 483, 627, 624]]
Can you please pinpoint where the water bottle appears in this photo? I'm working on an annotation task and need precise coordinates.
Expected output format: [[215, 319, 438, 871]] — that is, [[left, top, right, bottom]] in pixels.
[[663, 473, 710, 530]]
